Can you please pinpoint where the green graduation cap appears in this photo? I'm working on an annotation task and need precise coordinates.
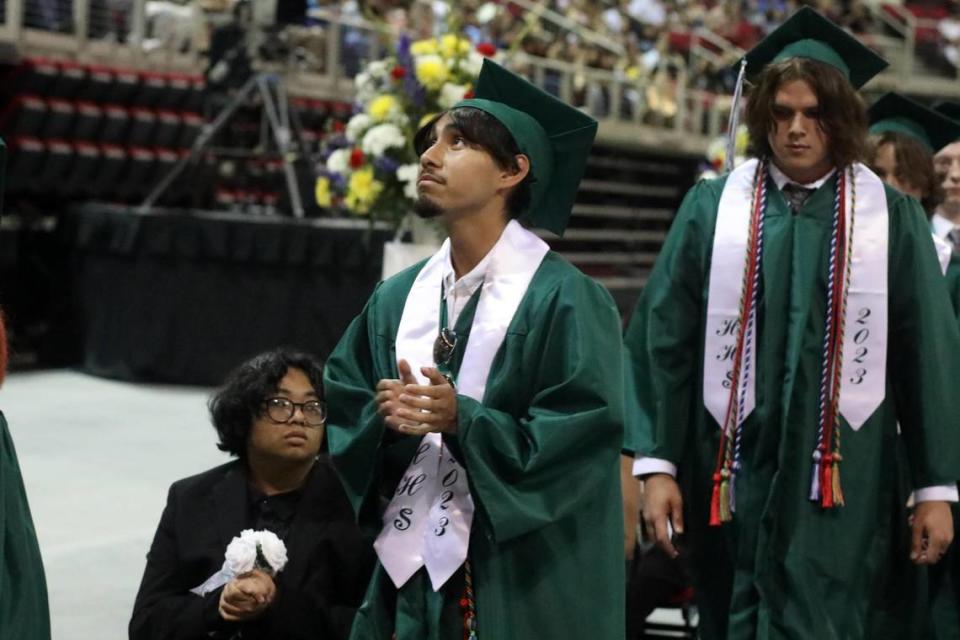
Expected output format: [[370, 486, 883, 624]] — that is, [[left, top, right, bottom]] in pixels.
[[869, 92, 960, 152], [934, 101, 960, 125], [740, 6, 888, 88], [452, 58, 597, 236]]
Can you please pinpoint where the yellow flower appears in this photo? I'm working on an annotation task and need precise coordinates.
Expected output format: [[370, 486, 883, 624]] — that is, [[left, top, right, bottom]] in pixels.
[[735, 126, 750, 155], [368, 94, 399, 122], [419, 112, 440, 129], [345, 167, 383, 215], [625, 65, 640, 81], [415, 55, 449, 90], [440, 34, 471, 58], [315, 177, 332, 208], [410, 38, 438, 56]]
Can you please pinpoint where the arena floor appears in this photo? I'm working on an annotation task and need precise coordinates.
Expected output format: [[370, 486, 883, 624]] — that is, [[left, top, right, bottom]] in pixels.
[[2, 369, 688, 639]]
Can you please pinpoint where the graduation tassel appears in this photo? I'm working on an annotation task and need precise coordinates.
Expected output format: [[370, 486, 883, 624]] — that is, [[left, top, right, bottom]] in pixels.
[[709, 472, 723, 526], [831, 453, 845, 507], [820, 453, 834, 509], [719, 469, 732, 523], [809, 450, 822, 501], [724, 58, 748, 174], [729, 461, 741, 513]]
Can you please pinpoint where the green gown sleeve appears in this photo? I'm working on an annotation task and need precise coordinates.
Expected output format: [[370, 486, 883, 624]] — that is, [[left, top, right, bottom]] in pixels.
[[622, 180, 719, 465], [945, 256, 960, 317], [324, 285, 390, 519], [888, 195, 960, 488], [0, 412, 51, 640], [453, 275, 625, 543]]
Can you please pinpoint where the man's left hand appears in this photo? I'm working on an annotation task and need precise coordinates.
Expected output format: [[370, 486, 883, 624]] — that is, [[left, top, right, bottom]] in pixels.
[[911, 500, 954, 565], [395, 366, 458, 435]]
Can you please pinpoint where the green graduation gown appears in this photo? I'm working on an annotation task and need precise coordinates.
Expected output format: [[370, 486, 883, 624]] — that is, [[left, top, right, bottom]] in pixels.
[[0, 411, 51, 640], [927, 254, 960, 640], [624, 171, 960, 640], [324, 252, 626, 640]]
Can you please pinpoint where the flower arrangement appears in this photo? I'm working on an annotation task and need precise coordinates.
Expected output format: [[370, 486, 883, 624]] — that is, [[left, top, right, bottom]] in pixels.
[[316, 35, 498, 228], [699, 125, 750, 180], [191, 529, 289, 596]]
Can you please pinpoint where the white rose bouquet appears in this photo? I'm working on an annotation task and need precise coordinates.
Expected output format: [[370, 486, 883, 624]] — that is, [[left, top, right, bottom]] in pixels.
[[191, 529, 289, 597]]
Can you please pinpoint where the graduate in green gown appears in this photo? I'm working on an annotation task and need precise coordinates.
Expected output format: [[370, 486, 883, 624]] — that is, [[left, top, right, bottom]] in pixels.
[[324, 59, 626, 640], [0, 138, 52, 640], [624, 9, 960, 639], [864, 92, 960, 639]]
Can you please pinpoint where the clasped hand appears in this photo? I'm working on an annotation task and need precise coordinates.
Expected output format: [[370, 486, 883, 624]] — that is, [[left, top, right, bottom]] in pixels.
[[375, 359, 458, 435], [218, 569, 276, 622]]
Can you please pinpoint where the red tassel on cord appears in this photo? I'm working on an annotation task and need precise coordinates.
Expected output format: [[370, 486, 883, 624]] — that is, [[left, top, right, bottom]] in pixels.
[[820, 453, 834, 508], [709, 473, 722, 526]]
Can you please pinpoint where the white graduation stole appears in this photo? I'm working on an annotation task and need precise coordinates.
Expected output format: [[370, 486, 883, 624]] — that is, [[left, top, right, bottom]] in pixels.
[[375, 220, 549, 591], [934, 234, 952, 275], [704, 160, 889, 432]]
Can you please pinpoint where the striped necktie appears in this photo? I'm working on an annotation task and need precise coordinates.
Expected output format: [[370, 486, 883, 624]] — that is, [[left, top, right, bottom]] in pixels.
[[949, 229, 960, 253], [782, 183, 816, 213]]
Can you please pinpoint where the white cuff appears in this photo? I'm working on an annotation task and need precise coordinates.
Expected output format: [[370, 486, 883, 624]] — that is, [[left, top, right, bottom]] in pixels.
[[632, 457, 677, 478], [914, 485, 959, 503]]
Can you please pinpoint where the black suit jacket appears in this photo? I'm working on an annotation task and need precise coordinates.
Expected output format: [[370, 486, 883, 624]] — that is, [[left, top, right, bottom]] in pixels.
[[129, 457, 374, 640]]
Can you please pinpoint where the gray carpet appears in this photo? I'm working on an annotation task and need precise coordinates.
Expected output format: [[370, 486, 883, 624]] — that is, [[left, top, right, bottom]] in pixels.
[[2, 370, 229, 640]]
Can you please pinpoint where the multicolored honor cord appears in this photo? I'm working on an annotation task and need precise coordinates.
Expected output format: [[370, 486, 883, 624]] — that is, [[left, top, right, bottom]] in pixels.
[[710, 158, 767, 526], [809, 166, 856, 508], [710, 163, 857, 526]]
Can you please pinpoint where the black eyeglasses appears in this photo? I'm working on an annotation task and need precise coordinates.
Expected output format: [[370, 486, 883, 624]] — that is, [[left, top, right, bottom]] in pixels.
[[262, 397, 327, 426]]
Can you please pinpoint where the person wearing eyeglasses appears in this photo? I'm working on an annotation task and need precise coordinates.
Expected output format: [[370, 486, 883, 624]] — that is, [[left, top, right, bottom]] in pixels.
[[324, 59, 625, 640], [130, 348, 374, 640]]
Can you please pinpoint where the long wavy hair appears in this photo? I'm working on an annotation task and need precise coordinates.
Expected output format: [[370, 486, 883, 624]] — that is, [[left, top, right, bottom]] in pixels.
[[745, 57, 868, 169]]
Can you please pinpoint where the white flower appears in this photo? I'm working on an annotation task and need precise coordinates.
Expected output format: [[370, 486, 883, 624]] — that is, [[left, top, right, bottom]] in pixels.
[[361, 123, 406, 157], [476, 2, 498, 23], [346, 113, 373, 142], [256, 530, 288, 573], [326, 148, 351, 174], [224, 534, 257, 575], [397, 163, 420, 201], [438, 82, 470, 109], [462, 51, 485, 78], [367, 60, 391, 78]]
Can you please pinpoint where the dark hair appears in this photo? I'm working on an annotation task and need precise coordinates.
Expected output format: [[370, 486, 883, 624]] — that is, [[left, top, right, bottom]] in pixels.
[[413, 107, 534, 217], [868, 131, 943, 215], [208, 349, 325, 459], [745, 58, 868, 169]]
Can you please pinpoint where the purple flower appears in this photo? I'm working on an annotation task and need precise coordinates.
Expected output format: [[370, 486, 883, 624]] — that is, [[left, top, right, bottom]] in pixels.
[[374, 155, 400, 174], [325, 134, 350, 150]]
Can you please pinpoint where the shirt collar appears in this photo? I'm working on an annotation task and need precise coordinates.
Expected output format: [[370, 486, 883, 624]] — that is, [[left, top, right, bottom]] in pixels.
[[442, 234, 500, 299], [767, 161, 837, 192], [932, 211, 956, 238]]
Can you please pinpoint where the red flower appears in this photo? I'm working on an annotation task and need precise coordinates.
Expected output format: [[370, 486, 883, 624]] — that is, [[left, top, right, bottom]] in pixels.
[[390, 65, 407, 80], [463, 89, 475, 100], [332, 121, 345, 133], [476, 42, 496, 57], [349, 149, 365, 169]]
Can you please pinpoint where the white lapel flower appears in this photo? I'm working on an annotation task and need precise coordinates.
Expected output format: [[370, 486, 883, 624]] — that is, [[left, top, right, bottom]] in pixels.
[[257, 530, 288, 573]]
